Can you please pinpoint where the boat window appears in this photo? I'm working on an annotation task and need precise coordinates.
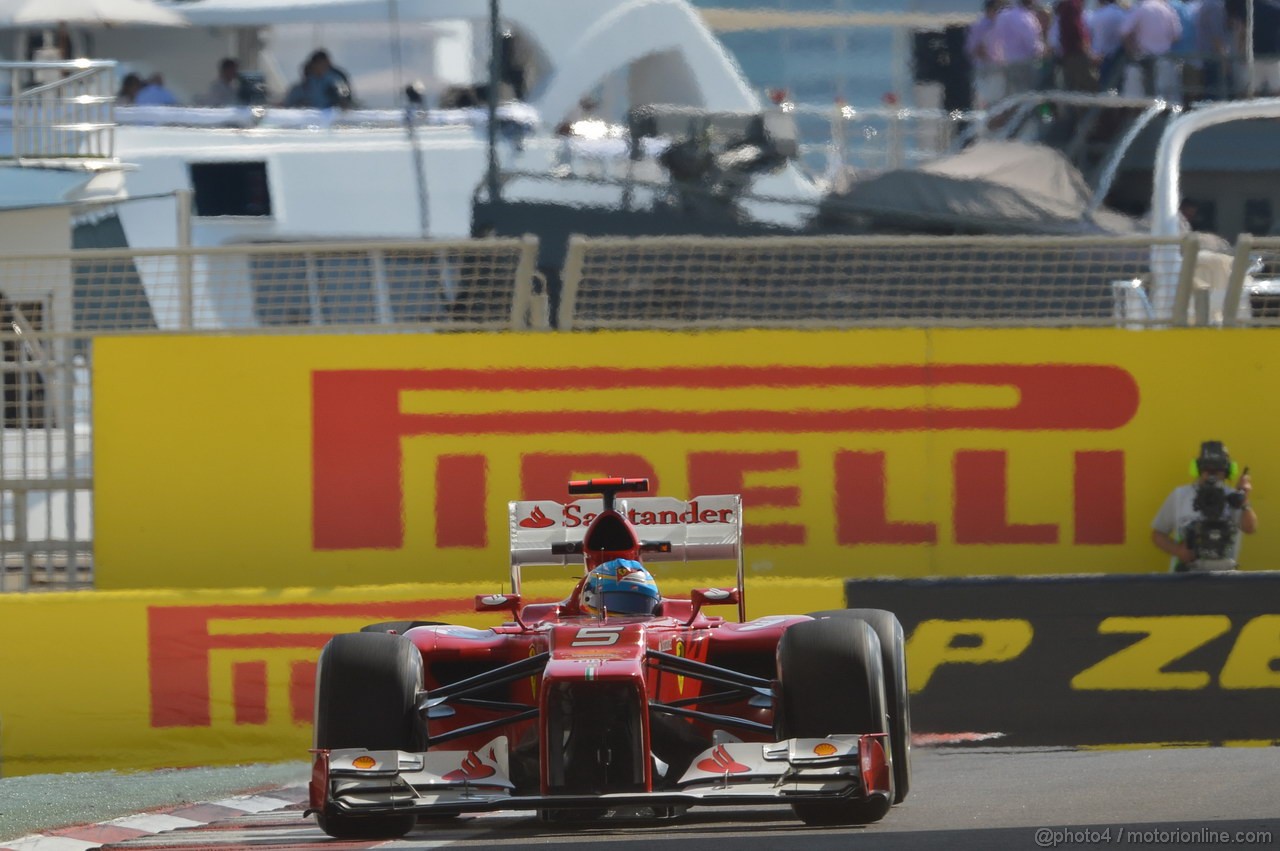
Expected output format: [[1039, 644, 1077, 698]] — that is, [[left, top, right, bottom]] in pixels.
[[189, 162, 272, 217], [1183, 199, 1217, 234], [1245, 199, 1274, 237]]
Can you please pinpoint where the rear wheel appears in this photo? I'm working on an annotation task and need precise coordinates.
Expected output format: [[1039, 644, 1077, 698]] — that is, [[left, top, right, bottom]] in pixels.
[[807, 609, 912, 803], [314, 632, 423, 839], [777, 617, 892, 826]]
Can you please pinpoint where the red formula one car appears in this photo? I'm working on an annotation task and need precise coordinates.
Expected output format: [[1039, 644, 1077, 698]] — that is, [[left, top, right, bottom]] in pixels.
[[308, 478, 911, 838]]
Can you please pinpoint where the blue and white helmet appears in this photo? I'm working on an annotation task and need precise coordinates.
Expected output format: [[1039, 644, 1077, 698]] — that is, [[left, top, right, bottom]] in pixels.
[[580, 559, 661, 616]]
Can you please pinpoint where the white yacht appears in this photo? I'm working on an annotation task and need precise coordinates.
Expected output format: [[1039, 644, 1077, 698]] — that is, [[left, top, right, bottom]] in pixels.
[[4, 0, 767, 250]]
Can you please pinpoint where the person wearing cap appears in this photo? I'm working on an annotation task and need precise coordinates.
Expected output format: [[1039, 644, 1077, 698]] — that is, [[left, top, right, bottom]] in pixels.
[[1151, 441, 1256, 571]]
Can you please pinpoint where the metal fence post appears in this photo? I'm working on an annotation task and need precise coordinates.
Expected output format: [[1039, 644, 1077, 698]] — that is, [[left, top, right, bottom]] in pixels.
[[510, 234, 542, 330], [1170, 235, 1200, 326], [175, 190, 194, 329], [558, 236, 587, 331]]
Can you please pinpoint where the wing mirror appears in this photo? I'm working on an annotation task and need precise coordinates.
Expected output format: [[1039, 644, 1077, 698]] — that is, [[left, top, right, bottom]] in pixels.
[[688, 587, 740, 624], [475, 593, 526, 628]]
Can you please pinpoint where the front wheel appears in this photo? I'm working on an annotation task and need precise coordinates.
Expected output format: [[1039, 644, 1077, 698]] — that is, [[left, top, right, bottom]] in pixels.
[[777, 617, 892, 826], [807, 608, 911, 803], [313, 632, 423, 839]]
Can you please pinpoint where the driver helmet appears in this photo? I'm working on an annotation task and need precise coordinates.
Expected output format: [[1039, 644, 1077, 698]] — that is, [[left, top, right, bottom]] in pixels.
[[580, 559, 661, 617]]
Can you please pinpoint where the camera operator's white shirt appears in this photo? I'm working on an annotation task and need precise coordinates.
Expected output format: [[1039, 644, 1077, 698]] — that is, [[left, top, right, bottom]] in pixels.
[[1151, 483, 1244, 570]]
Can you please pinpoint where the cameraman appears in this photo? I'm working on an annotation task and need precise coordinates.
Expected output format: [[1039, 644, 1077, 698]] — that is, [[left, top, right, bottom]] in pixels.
[[1151, 441, 1256, 571]]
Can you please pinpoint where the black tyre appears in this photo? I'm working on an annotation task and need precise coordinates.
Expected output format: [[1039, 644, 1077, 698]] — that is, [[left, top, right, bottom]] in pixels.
[[360, 620, 444, 635], [313, 632, 423, 839], [807, 609, 912, 803], [777, 617, 892, 825]]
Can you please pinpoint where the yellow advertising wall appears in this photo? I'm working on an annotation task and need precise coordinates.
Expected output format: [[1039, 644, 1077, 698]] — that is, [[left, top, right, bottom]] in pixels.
[[0, 580, 838, 777], [95, 329, 1277, 589]]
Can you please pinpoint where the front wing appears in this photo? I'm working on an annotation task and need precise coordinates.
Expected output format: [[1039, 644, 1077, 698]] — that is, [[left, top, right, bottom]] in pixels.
[[309, 734, 890, 817]]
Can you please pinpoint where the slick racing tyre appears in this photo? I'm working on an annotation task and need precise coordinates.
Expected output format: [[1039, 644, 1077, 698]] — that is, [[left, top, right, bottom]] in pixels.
[[359, 620, 444, 635], [807, 609, 912, 803], [314, 632, 423, 839], [777, 617, 893, 826]]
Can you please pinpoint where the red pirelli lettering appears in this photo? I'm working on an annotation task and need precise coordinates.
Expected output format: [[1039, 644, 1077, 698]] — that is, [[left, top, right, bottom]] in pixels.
[[835, 451, 937, 545], [312, 365, 1138, 551], [1074, 450, 1126, 545], [953, 450, 1058, 544], [148, 601, 465, 728], [688, 451, 804, 545]]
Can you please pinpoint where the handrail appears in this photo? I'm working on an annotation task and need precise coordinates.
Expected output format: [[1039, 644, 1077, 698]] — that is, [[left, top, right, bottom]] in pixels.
[[2, 59, 118, 162]]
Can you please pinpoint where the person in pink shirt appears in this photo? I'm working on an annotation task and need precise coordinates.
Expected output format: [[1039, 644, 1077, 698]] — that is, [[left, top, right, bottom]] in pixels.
[[1122, 0, 1183, 100], [1089, 0, 1132, 91], [966, 0, 1008, 108], [992, 0, 1047, 95]]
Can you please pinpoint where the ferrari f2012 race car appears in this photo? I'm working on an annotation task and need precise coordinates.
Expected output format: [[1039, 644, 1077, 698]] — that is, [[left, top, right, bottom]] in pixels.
[[308, 478, 911, 837]]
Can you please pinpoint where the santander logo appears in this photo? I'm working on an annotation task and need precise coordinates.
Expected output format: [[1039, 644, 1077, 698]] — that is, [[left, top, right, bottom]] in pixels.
[[443, 750, 496, 781], [519, 506, 556, 529], [696, 744, 750, 774]]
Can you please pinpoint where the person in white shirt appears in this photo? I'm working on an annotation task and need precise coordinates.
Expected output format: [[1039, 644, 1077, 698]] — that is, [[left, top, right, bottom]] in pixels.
[[1122, 0, 1183, 99], [1151, 441, 1256, 572]]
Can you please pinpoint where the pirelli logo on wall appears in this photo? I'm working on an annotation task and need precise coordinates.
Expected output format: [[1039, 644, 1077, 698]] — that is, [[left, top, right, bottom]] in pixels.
[[310, 362, 1135, 550], [146, 600, 465, 728], [92, 329, 1278, 589]]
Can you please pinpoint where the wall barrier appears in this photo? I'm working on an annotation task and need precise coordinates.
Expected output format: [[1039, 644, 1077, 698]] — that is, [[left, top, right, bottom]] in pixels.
[[845, 572, 1280, 747], [95, 328, 1278, 589], [0, 576, 840, 777]]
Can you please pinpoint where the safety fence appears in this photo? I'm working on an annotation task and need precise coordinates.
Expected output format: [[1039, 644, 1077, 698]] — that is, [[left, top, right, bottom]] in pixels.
[[0, 237, 542, 334], [0, 231, 1276, 591], [559, 233, 1273, 330]]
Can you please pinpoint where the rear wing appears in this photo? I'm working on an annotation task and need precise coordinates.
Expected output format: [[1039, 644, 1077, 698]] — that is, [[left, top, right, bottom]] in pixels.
[[508, 494, 744, 617]]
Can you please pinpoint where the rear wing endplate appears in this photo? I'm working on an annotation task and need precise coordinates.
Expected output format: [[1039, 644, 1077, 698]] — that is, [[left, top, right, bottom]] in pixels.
[[508, 494, 744, 619]]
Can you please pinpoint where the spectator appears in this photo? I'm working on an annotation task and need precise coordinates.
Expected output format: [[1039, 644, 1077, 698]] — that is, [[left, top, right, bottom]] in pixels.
[[967, 0, 1008, 108], [1121, 0, 1183, 101], [117, 72, 144, 105], [1151, 440, 1255, 571], [1226, 0, 1280, 95], [25, 21, 81, 86], [204, 57, 243, 106], [1169, 0, 1202, 98], [1197, 0, 1235, 98], [283, 49, 355, 109], [993, 0, 1047, 95], [1090, 0, 1133, 90], [1055, 0, 1098, 90], [1029, 0, 1056, 34], [134, 73, 179, 106]]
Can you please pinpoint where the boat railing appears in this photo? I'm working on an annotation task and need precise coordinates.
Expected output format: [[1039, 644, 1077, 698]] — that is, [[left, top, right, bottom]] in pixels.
[[784, 101, 983, 183], [111, 102, 540, 133], [1, 60, 118, 162]]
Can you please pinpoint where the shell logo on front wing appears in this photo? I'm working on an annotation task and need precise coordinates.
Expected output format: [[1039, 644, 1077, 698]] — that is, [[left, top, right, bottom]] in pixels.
[[813, 742, 838, 756]]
